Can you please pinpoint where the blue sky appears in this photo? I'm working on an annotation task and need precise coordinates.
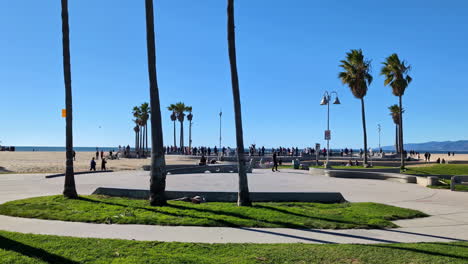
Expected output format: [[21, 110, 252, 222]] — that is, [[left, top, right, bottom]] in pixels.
[[1, 0, 467, 149]]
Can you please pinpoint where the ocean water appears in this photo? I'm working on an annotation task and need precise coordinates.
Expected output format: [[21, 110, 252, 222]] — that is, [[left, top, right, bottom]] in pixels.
[[12, 146, 125, 152]]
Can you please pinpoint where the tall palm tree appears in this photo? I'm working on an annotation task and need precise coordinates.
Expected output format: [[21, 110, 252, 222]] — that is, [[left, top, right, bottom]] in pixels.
[[167, 104, 177, 149], [187, 107, 193, 151], [388, 104, 403, 154], [145, 0, 167, 206], [140, 103, 150, 156], [168, 102, 190, 152], [132, 106, 142, 154], [61, 0, 77, 199], [134, 125, 140, 154], [381, 54, 412, 169], [338, 49, 373, 166], [227, 0, 251, 206]]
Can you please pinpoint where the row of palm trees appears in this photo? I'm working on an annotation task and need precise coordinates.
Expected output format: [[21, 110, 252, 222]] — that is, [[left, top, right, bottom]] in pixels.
[[132, 103, 150, 157], [339, 50, 412, 169], [167, 102, 193, 151], [61, 0, 251, 206]]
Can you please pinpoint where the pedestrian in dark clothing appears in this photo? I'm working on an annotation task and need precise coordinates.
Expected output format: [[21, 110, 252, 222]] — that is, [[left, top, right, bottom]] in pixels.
[[95, 151, 99, 160], [101, 158, 107, 171], [100, 151, 104, 160], [73, 150, 76, 161], [272, 152, 279, 172], [90, 157, 96, 171]]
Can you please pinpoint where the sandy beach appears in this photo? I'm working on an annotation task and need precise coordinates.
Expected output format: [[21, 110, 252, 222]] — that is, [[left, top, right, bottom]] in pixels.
[[0, 152, 198, 173]]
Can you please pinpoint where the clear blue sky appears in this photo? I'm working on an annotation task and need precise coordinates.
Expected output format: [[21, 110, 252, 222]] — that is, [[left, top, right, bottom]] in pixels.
[[1, 0, 467, 149]]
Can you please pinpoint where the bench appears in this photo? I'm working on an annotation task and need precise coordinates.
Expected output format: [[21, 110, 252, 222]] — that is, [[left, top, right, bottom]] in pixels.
[[450, 175, 468, 191]]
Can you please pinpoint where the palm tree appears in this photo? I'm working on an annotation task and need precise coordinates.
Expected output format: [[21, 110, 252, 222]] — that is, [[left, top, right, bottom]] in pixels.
[[134, 125, 140, 154], [168, 102, 190, 153], [381, 54, 412, 169], [145, 0, 167, 206], [140, 103, 150, 156], [61, 0, 78, 199], [167, 104, 177, 149], [338, 49, 373, 166], [187, 107, 193, 151], [132, 106, 142, 155], [227, 0, 251, 206], [388, 104, 403, 154]]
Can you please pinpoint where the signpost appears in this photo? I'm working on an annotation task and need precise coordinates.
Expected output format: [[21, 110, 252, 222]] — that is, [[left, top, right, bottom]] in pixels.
[[315, 143, 320, 166]]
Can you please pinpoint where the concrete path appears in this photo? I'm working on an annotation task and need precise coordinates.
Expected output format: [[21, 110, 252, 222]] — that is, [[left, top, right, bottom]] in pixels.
[[0, 169, 467, 244]]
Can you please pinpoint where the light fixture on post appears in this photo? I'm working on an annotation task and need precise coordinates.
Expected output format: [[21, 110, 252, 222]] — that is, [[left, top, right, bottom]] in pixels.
[[320, 91, 341, 168]]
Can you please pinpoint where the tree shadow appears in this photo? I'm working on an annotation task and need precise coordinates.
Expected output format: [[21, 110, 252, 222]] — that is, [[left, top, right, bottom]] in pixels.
[[365, 244, 468, 261], [0, 235, 79, 264], [0, 166, 12, 173], [235, 227, 336, 244]]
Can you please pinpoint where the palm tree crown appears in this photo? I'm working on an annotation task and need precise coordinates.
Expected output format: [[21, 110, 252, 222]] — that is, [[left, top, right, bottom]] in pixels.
[[338, 49, 373, 98], [388, 104, 403, 125], [381, 54, 412, 96]]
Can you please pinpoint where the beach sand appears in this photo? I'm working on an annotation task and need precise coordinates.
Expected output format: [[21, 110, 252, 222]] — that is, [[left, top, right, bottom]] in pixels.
[[0, 152, 198, 173]]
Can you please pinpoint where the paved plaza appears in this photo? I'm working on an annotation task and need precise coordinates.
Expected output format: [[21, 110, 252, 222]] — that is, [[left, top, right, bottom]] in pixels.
[[0, 169, 467, 244]]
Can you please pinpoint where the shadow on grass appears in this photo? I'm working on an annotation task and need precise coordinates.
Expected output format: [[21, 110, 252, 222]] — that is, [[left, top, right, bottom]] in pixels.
[[0, 167, 12, 173], [366, 244, 468, 261], [0, 235, 79, 264]]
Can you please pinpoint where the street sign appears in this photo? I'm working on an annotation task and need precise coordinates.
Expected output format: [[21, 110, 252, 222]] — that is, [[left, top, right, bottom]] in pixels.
[[324, 130, 331, 140], [61, 109, 66, 118], [315, 143, 320, 152]]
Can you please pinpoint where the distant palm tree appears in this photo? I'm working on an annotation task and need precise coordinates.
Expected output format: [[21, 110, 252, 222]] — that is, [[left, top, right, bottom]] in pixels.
[[187, 107, 193, 150], [134, 125, 140, 154], [140, 102, 150, 156], [132, 106, 142, 155], [167, 104, 177, 149], [168, 102, 191, 152], [61, 0, 78, 198], [227, 0, 251, 206], [388, 104, 403, 154], [145, 0, 167, 206], [338, 49, 373, 166], [381, 54, 412, 169]]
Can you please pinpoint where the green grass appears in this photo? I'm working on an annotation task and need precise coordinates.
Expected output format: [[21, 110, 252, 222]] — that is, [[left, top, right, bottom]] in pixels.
[[1, 230, 468, 263], [278, 165, 394, 170], [427, 179, 468, 192], [0, 195, 427, 229], [403, 164, 468, 176]]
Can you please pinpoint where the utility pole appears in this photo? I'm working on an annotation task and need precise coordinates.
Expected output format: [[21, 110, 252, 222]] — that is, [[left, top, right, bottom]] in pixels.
[[219, 110, 222, 156], [377, 124, 381, 150]]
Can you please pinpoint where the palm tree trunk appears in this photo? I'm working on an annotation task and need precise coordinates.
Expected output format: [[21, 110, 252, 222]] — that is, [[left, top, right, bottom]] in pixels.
[[61, 0, 78, 199], [140, 126, 144, 157], [227, 0, 251, 206], [395, 124, 399, 154], [135, 131, 138, 155], [180, 121, 184, 153], [399, 96, 405, 168], [145, 0, 167, 206], [189, 121, 192, 150], [173, 121, 176, 149], [360, 98, 368, 166], [146, 124, 149, 155]]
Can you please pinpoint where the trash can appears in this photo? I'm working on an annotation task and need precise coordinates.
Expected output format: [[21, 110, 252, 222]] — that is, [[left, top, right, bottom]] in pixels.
[[292, 159, 300, 169]]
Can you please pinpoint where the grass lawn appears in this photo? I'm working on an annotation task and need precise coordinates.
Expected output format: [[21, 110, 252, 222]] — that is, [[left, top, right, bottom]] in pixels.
[[427, 179, 468, 192], [403, 164, 468, 176], [0, 195, 427, 229], [1, 230, 468, 264], [278, 165, 394, 170]]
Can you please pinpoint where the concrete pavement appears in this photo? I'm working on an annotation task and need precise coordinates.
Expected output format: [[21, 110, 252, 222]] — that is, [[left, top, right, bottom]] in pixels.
[[0, 169, 467, 244]]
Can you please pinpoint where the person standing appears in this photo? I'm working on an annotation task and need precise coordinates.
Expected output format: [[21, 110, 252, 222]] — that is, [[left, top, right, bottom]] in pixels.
[[95, 149, 99, 160], [272, 151, 279, 172], [90, 157, 96, 171], [101, 158, 107, 171], [73, 150, 76, 161]]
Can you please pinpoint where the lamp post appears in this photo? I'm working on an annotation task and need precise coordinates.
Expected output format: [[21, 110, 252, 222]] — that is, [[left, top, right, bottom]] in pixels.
[[320, 91, 341, 168], [219, 110, 222, 157], [377, 124, 381, 150]]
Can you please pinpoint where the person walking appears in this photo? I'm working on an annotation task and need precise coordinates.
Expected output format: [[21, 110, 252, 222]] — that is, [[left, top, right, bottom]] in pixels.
[[272, 151, 279, 172], [90, 157, 96, 171], [101, 158, 107, 171], [73, 150, 76, 161]]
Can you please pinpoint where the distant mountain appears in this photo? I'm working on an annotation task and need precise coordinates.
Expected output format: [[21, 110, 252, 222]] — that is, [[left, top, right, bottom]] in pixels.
[[381, 140, 468, 152]]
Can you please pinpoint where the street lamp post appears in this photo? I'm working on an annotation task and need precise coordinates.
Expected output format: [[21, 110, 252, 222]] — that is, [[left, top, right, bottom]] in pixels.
[[377, 124, 381, 150], [320, 91, 341, 168], [219, 110, 222, 157]]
